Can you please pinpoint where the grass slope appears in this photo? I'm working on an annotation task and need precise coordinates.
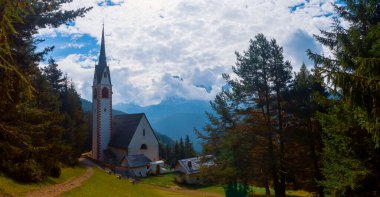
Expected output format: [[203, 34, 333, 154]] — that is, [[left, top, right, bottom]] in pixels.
[[0, 167, 86, 196], [140, 173, 311, 196], [64, 170, 311, 197], [63, 168, 194, 197]]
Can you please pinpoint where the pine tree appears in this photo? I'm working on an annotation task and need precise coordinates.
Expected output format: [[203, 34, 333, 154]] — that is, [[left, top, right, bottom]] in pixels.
[[286, 64, 328, 196], [308, 0, 380, 144], [179, 137, 185, 159], [43, 58, 65, 93], [184, 135, 196, 158], [173, 141, 180, 167], [222, 33, 292, 196], [197, 91, 253, 196], [307, 0, 380, 194], [0, 0, 90, 182], [60, 79, 89, 165]]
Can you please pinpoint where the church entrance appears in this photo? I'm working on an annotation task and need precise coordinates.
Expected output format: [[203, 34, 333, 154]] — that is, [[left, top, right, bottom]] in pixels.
[[156, 165, 160, 174]]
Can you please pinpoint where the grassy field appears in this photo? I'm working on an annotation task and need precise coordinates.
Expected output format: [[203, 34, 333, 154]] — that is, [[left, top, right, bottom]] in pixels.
[[0, 166, 312, 197], [63, 168, 196, 197], [64, 169, 311, 197], [0, 166, 86, 196], [140, 173, 224, 195], [140, 173, 312, 196]]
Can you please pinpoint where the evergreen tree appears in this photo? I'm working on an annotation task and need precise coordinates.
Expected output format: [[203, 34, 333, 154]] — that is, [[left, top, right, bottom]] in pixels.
[[222, 33, 292, 196], [318, 101, 379, 196], [179, 137, 185, 159], [197, 91, 253, 196], [173, 140, 180, 166], [0, 0, 90, 182], [286, 64, 328, 196], [59, 79, 89, 165], [308, 0, 380, 143], [184, 135, 196, 158], [43, 58, 65, 93], [307, 0, 380, 194]]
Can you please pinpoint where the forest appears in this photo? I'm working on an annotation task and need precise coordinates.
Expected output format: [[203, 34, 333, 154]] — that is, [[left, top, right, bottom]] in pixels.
[[0, 0, 379, 197], [0, 0, 91, 182], [197, 1, 380, 197]]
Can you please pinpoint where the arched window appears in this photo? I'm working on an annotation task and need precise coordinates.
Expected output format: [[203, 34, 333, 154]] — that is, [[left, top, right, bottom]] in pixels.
[[102, 87, 108, 98], [140, 144, 147, 150], [104, 71, 107, 78], [93, 88, 97, 99]]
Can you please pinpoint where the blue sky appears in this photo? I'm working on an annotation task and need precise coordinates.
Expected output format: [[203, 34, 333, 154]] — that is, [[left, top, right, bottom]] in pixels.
[[37, 0, 338, 106]]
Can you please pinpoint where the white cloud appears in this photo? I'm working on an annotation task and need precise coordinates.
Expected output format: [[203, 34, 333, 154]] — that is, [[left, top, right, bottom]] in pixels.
[[40, 0, 337, 106], [59, 43, 85, 49]]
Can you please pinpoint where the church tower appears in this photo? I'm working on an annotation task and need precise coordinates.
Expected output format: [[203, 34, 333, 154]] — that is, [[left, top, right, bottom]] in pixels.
[[92, 25, 112, 161]]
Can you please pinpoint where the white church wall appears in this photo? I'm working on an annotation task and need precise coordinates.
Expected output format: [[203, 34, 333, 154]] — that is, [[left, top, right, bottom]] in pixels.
[[92, 83, 112, 161], [128, 116, 159, 161], [99, 85, 111, 160]]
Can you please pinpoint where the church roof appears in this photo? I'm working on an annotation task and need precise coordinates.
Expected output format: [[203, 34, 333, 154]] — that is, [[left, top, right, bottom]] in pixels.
[[177, 155, 214, 175], [110, 113, 146, 149], [94, 25, 111, 84], [126, 154, 152, 168]]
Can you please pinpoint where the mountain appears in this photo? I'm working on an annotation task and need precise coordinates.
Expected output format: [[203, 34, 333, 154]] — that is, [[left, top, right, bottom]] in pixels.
[[154, 130, 175, 148], [114, 97, 212, 151], [80, 98, 126, 116]]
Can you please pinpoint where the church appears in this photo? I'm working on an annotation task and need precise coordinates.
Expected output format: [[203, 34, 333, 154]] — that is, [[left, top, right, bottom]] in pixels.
[[91, 26, 160, 177]]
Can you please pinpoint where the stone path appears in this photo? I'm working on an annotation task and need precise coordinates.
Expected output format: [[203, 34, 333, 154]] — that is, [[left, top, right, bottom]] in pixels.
[[24, 158, 95, 197]]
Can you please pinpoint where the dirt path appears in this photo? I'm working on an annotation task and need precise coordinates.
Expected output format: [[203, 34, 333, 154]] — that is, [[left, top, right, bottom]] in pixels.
[[24, 158, 95, 197], [155, 185, 223, 197]]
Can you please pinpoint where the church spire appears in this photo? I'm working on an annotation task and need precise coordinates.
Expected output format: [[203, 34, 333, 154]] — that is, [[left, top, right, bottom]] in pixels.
[[94, 24, 111, 84], [98, 24, 107, 68]]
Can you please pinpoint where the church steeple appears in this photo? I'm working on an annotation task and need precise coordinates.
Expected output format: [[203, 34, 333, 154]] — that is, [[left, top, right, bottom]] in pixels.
[[94, 24, 111, 84], [92, 24, 112, 161], [98, 24, 107, 68]]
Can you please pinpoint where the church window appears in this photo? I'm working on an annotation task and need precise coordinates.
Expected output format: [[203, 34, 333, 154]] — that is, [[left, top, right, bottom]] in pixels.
[[104, 71, 107, 78], [140, 144, 147, 150], [93, 88, 97, 99], [102, 87, 109, 98], [143, 129, 145, 136]]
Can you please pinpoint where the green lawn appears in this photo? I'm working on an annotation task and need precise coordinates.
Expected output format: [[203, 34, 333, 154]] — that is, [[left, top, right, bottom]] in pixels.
[[140, 173, 311, 196], [0, 166, 86, 196], [141, 173, 225, 195], [0, 165, 312, 197], [63, 168, 195, 197]]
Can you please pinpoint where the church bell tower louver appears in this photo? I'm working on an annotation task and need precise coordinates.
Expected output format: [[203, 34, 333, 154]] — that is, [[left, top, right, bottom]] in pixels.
[[92, 25, 112, 161]]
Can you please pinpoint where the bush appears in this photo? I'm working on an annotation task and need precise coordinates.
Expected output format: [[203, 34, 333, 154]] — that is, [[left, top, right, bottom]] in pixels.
[[9, 159, 47, 182], [49, 163, 61, 178]]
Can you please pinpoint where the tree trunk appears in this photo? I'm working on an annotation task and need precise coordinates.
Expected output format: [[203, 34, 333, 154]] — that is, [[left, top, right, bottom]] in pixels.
[[263, 92, 281, 197], [309, 118, 324, 197], [277, 93, 286, 197]]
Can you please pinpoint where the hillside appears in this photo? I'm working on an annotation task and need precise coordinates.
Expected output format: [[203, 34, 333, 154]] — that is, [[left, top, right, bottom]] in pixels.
[[80, 99, 125, 116]]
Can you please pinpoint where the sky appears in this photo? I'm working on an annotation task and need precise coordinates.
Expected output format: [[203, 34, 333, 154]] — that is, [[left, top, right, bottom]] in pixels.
[[37, 0, 340, 106]]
